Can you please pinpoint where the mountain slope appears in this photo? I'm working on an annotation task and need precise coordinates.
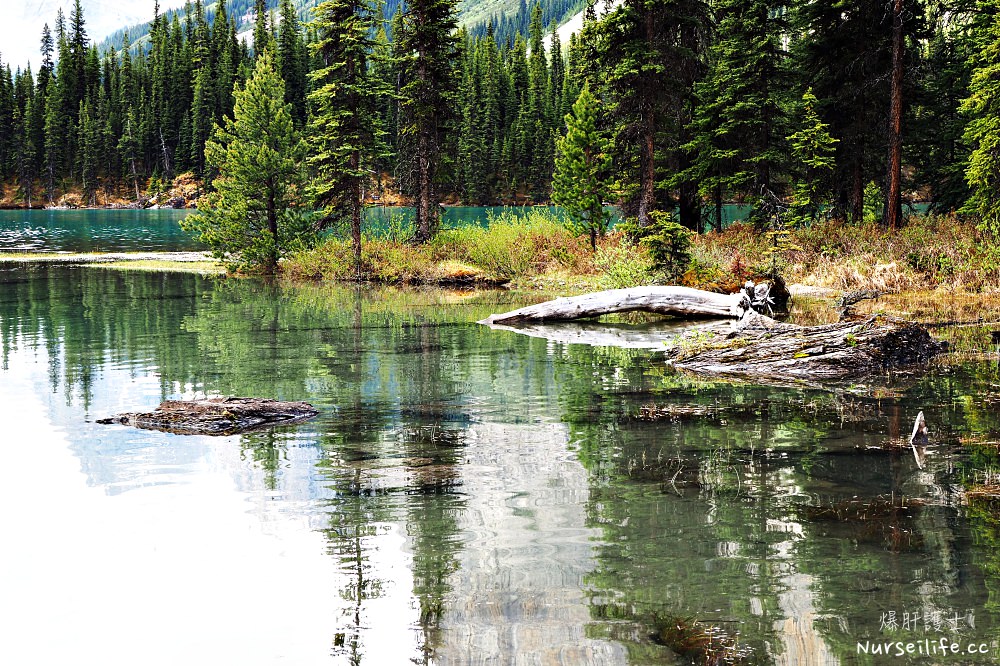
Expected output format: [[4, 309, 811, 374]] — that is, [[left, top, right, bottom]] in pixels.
[[96, 0, 581, 53]]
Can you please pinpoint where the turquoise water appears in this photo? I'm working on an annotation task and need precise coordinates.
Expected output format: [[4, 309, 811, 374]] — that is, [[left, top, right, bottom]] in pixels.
[[0, 209, 200, 252], [0, 207, 568, 253]]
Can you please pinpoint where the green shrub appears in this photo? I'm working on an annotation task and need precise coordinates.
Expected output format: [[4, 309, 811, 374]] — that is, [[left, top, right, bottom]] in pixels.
[[594, 241, 653, 288], [617, 212, 692, 282]]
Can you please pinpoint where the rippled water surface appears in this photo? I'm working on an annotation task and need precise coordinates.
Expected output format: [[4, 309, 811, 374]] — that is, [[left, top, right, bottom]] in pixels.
[[0, 209, 199, 252], [2, 264, 1000, 665]]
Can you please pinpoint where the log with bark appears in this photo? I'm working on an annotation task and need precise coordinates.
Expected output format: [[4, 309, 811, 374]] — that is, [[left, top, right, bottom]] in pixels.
[[479, 287, 947, 381], [96, 397, 319, 436]]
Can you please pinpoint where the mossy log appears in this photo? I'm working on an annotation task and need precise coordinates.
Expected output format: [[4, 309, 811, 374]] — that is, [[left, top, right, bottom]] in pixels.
[[478, 286, 751, 325], [96, 397, 319, 435], [667, 310, 946, 380]]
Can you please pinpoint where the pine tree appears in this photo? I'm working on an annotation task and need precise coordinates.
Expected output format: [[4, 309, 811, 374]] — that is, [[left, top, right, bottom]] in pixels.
[[687, 0, 788, 229], [277, 0, 309, 126], [961, 7, 1000, 237], [552, 83, 612, 250], [77, 97, 101, 205], [396, 0, 460, 241], [253, 0, 273, 57], [786, 88, 838, 226], [308, 0, 385, 270], [182, 50, 311, 275], [598, 0, 710, 229]]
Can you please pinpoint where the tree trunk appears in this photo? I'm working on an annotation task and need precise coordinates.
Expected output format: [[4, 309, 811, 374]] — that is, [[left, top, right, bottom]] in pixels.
[[885, 0, 905, 230], [416, 133, 433, 242], [638, 108, 656, 228], [479, 286, 751, 325], [97, 397, 319, 436], [266, 186, 278, 276], [637, 10, 656, 228], [851, 161, 864, 223], [351, 149, 362, 279], [479, 289, 946, 382]]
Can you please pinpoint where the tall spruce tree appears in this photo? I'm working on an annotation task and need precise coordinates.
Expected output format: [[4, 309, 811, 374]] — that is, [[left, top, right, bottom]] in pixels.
[[182, 50, 310, 275], [687, 0, 788, 230], [396, 0, 459, 242], [598, 0, 710, 229], [961, 6, 1000, 237], [308, 0, 385, 269], [278, 0, 309, 126]]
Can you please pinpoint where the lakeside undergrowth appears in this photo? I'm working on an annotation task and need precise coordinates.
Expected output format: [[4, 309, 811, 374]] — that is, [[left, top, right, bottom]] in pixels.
[[284, 209, 1000, 298]]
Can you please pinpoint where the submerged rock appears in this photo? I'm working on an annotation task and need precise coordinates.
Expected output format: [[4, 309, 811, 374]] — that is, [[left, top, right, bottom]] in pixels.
[[96, 397, 319, 436]]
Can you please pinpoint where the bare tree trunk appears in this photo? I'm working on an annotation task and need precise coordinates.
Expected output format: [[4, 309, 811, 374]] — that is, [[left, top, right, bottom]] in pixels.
[[351, 150, 363, 279], [885, 0, 905, 230], [416, 131, 433, 242], [851, 161, 864, 223], [266, 185, 278, 277]]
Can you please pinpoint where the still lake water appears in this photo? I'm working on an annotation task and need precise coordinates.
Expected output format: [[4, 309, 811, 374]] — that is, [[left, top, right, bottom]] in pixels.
[[0, 207, 570, 253], [2, 214, 1000, 665]]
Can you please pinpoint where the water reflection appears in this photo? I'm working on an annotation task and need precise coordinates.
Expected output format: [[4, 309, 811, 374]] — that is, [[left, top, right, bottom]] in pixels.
[[2, 265, 1000, 664]]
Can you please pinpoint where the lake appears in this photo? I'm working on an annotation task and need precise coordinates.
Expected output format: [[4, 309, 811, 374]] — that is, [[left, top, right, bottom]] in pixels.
[[1, 214, 999, 664], [0, 207, 569, 253]]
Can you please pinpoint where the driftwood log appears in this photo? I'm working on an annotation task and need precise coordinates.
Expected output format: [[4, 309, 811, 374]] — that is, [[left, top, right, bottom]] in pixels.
[[479, 287, 947, 381], [96, 397, 319, 436], [667, 310, 946, 381], [478, 286, 751, 325]]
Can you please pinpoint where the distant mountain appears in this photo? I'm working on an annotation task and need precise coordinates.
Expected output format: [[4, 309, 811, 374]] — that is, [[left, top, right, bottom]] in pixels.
[[96, 0, 584, 53]]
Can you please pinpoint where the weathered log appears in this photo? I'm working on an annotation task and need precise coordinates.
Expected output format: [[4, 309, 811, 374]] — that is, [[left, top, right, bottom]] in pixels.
[[96, 397, 319, 436], [478, 286, 751, 325], [667, 310, 946, 381]]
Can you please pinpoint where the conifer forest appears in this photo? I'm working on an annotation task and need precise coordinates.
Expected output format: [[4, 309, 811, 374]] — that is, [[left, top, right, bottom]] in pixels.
[[0, 0, 999, 238]]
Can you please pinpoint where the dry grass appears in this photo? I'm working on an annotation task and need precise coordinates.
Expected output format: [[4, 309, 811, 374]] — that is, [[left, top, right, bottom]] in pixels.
[[283, 209, 639, 286], [692, 215, 1000, 294]]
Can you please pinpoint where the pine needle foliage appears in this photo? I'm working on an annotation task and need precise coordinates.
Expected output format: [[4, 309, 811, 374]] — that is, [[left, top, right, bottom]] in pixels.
[[181, 50, 311, 276], [552, 83, 612, 251]]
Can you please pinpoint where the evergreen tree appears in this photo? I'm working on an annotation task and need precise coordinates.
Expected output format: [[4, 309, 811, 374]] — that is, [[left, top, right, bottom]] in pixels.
[[396, 0, 460, 241], [525, 3, 551, 198], [552, 83, 612, 250], [911, 13, 972, 213], [687, 0, 788, 230], [253, 0, 273, 57], [961, 7, 1000, 237], [786, 88, 838, 226], [598, 0, 710, 229], [278, 0, 309, 126], [308, 0, 385, 269], [182, 50, 311, 275]]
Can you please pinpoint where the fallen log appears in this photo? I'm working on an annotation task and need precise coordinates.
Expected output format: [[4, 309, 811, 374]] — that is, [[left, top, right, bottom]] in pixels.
[[96, 397, 319, 436], [478, 286, 751, 325], [479, 287, 947, 381], [667, 310, 946, 380]]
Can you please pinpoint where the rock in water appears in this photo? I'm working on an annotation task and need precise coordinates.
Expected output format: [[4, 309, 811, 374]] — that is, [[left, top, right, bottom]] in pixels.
[[96, 397, 319, 436]]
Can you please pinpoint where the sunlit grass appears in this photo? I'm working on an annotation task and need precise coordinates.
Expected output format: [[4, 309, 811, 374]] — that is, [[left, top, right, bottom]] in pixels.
[[84, 259, 224, 274], [0, 251, 223, 274]]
